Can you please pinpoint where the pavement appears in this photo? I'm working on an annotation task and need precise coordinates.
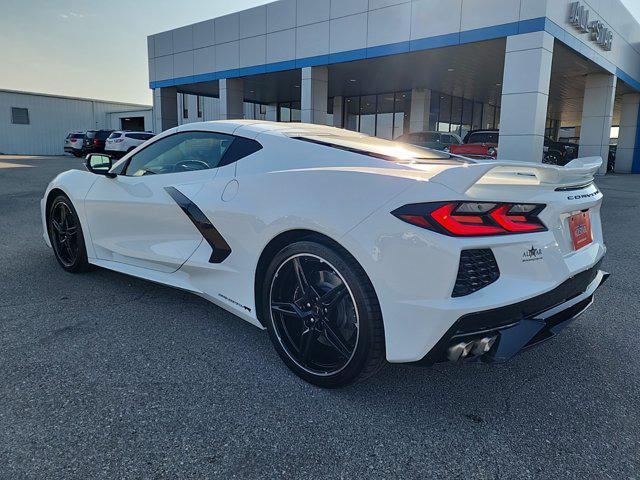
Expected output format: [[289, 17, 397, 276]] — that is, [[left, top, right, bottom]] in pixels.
[[0, 154, 638, 479]]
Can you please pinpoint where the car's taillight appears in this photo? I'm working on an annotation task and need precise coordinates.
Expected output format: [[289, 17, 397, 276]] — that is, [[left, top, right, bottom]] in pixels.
[[93, 139, 99, 146], [392, 202, 546, 237]]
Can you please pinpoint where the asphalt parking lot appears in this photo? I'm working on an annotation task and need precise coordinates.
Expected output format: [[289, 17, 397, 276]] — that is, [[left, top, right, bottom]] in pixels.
[[0, 154, 638, 479]]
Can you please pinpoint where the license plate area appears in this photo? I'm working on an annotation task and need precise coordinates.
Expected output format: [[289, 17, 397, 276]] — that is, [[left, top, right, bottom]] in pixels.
[[568, 211, 592, 251]]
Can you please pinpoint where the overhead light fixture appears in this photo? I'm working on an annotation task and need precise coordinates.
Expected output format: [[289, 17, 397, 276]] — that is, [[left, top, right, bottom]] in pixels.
[[349, 79, 357, 83], [447, 68, 455, 72], [496, 83, 502, 87], [294, 85, 300, 88]]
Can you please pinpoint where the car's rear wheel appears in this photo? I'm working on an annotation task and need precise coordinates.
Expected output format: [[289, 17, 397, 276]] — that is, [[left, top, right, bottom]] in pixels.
[[262, 239, 385, 388], [48, 194, 90, 273]]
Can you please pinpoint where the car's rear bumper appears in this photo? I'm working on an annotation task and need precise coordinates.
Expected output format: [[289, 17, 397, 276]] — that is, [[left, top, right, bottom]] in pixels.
[[414, 262, 609, 365]]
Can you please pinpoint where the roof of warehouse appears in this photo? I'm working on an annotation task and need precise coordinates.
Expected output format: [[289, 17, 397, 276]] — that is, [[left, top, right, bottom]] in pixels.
[[0, 88, 151, 108]]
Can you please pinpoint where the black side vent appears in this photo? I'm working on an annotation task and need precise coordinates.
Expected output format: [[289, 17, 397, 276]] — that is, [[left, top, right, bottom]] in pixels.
[[452, 249, 500, 298]]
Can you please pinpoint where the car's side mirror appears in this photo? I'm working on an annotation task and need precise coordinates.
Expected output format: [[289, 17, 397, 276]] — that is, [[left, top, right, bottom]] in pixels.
[[85, 153, 116, 177]]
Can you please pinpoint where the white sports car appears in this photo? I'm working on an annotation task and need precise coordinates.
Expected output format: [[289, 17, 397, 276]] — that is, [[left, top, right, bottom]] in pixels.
[[42, 120, 608, 388]]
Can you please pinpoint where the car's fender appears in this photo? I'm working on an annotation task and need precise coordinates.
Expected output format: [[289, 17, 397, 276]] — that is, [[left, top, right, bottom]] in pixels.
[[41, 169, 99, 256]]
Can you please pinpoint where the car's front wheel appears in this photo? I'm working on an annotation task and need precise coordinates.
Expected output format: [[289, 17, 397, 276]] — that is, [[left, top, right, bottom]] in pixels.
[[48, 194, 90, 273], [262, 239, 385, 388]]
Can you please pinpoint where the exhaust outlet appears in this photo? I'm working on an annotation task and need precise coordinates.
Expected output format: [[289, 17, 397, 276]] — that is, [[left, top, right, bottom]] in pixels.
[[447, 336, 497, 362], [472, 336, 497, 356], [447, 341, 475, 362]]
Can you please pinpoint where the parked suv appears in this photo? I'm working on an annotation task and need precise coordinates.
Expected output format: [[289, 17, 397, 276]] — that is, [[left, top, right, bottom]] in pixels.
[[83, 130, 114, 154], [105, 131, 155, 157], [397, 131, 462, 152], [64, 133, 85, 157]]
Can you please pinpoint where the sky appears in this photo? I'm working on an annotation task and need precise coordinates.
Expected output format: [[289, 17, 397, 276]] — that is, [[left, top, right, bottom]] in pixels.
[[0, 0, 639, 105]]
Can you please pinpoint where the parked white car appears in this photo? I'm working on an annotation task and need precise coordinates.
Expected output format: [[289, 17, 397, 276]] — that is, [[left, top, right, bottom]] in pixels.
[[105, 131, 155, 157], [42, 120, 608, 388], [64, 132, 85, 157]]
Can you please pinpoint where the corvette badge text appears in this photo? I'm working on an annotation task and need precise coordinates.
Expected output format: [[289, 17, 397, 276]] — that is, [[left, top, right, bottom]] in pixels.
[[523, 245, 543, 263], [568, 189, 599, 200]]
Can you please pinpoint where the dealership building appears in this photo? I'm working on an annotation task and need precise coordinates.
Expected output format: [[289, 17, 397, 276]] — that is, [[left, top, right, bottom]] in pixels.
[[147, 0, 640, 173]]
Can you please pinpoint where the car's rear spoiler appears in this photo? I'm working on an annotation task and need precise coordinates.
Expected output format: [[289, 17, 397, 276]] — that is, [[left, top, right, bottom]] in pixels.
[[429, 157, 603, 194]]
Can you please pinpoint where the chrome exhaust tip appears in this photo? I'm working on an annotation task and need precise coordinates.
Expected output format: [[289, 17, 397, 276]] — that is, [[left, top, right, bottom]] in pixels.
[[447, 341, 475, 362], [472, 336, 497, 356], [447, 336, 497, 362]]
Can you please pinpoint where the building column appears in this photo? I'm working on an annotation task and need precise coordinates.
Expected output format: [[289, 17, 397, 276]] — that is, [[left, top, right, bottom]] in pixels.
[[219, 78, 244, 120], [301, 66, 328, 125], [497, 31, 554, 163], [611, 94, 639, 173], [409, 88, 432, 133], [153, 87, 178, 133], [579, 73, 617, 174], [332, 96, 343, 128]]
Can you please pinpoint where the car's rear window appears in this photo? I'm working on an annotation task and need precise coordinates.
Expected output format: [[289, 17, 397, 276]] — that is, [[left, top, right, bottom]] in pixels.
[[467, 132, 499, 144], [71, 133, 84, 139], [85, 132, 96, 139], [96, 131, 113, 140], [108, 132, 122, 139], [292, 134, 467, 164], [126, 133, 154, 140]]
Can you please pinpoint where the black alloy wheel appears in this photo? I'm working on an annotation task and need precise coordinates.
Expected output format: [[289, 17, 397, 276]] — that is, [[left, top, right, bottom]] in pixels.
[[263, 239, 385, 388], [48, 195, 90, 272]]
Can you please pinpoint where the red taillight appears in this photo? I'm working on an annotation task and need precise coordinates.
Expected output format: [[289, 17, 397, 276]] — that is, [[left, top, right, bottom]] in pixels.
[[93, 139, 99, 146], [392, 202, 546, 237]]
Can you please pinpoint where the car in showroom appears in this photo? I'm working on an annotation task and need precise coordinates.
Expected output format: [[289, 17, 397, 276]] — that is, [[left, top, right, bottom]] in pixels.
[[449, 129, 499, 159], [451, 129, 580, 164], [64, 132, 85, 157], [396, 131, 462, 152], [41, 120, 608, 388], [105, 131, 155, 157]]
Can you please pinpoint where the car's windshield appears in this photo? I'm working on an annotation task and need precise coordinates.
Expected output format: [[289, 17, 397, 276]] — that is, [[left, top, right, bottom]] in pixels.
[[467, 132, 499, 144], [292, 134, 469, 164]]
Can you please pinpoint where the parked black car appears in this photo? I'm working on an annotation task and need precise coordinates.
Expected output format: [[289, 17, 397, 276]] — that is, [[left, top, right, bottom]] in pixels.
[[83, 130, 114, 154], [543, 137, 579, 166]]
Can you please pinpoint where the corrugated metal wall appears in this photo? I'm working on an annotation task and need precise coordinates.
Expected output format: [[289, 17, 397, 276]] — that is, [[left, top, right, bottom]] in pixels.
[[0, 91, 152, 155]]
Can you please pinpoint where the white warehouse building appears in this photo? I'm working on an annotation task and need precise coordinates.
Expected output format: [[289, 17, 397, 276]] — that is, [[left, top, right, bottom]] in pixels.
[[0, 89, 152, 156], [148, 0, 640, 173]]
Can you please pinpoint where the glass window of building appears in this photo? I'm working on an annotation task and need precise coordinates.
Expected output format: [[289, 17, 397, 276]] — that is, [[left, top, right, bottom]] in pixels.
[[181, 93, 188, 119], [394, 91, 411, 139], [472, 102, 483, 130], [429, 95, 440, 131], [359, 96, 376, 136], [197, 96, 203, 118], [483, 104, 496, 129], [344, 97, 360, 132], [376, 94, 395, 140], [460, 99, 473, 139], [450, 96, 463, 136], [438, 95, 452, 132]]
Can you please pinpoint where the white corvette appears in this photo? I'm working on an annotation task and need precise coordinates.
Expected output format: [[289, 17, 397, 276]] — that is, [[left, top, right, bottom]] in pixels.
[[41, 120, 608, 388]]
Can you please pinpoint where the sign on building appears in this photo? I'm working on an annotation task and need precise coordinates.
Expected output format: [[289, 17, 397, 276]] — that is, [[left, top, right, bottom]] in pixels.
[[568, 2, 613, 51]]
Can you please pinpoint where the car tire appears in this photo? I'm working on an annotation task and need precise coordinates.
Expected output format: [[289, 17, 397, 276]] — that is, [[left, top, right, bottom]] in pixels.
[[48, 194, 90, 273], [261, 238, 385, 388]]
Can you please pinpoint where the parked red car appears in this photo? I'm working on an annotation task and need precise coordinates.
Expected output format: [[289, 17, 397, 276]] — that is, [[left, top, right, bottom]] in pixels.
[[449, 130, 499, 159]]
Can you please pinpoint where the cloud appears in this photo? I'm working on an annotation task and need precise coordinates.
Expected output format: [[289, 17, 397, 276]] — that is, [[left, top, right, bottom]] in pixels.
[[59, 12, 85, 20]]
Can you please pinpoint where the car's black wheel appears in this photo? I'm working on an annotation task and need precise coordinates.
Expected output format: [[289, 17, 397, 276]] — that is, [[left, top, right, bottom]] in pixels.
[[262, 239, 385, 388], [48, 194, 90, 273]]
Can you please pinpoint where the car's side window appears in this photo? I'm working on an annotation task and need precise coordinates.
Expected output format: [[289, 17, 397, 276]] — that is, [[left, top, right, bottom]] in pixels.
[[124, 131, 234, 176]]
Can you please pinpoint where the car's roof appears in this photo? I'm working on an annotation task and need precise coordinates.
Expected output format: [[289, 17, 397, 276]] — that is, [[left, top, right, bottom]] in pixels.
[[175, 120, 366, 138]]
